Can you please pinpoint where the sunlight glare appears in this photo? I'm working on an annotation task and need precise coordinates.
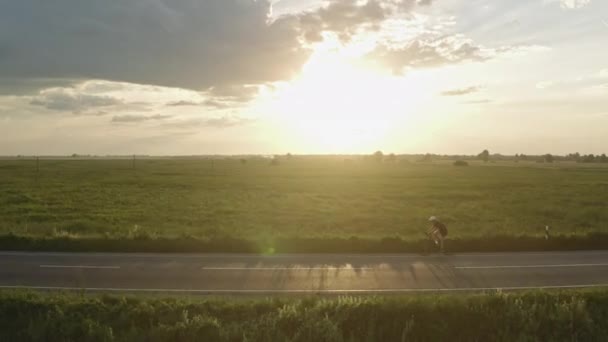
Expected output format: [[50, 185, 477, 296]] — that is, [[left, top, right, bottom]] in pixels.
[[269, 38, 429, 153]]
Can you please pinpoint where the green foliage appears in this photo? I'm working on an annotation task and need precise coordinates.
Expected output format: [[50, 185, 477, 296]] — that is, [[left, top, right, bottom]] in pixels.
[[1, 158, 608, 253], [453, 160, 469, 166], [478, 149, 490, 162], [1, 290, 608, 341]]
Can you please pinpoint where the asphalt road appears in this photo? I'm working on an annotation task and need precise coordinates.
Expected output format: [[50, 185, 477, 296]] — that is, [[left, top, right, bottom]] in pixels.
[[1, 251, 608, 294]]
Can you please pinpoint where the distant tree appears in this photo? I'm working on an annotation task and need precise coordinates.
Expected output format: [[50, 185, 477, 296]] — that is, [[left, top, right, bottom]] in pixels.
[[386, 153, 397, 163], [567, 152, 581, 162], [373, 151, 384, 163], [418, 153, 433, 162], [582, 154, 596, 163], [270, 158, 280, 166], [543, 154, 554, 163], [600, 154, 608, 163], [240, 159, 248, 165], [453, 160, 469, 167], [478, 149, 490, 162], [71, 153, 78, 158], [286, 153, 292, 159], [519, 154, 528, 161]]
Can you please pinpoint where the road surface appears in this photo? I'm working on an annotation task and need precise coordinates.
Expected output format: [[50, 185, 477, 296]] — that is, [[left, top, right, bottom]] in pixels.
[[1, 251, 608, 294]]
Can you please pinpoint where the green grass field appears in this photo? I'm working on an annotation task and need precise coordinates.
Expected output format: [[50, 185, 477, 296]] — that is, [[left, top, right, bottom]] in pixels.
[[1, 157, 607, 252], [2, 289, 608, 341]]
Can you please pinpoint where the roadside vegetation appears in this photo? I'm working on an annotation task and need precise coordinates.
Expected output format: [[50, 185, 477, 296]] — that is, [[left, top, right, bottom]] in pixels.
[[1, 156, 607, 253], [1, 289, 608, 341]]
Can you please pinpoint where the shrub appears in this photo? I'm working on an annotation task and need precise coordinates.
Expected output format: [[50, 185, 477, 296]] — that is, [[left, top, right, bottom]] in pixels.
[[2, 290, 608, 341], [453, 160, 469, 167]]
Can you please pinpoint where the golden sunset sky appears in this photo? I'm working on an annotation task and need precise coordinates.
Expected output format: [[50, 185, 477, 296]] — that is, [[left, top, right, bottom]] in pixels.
[[0, 0, 607, 155]]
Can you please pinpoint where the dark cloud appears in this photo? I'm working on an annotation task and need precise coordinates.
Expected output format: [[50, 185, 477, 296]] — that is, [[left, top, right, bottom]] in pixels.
[[111, 114, 172, 123], [0, 0, 438, 92], [203, 100, 232, 110], [0, 0, 310, 90], [206, 85, 260, 103], [441, 86, 481, 96], [0, 78, 76, 96], [166, 100, 204, 107], [30, 88, 123, 112]]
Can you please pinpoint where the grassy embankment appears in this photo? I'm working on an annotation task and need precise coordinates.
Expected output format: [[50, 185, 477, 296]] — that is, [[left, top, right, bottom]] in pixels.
[[1, 289, 608, 341], [1, 157, 607, 253]]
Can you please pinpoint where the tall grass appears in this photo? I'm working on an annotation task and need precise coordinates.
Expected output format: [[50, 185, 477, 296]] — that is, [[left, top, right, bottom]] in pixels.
[[1, 289, 608, 341], [1, 233, 607, 253]]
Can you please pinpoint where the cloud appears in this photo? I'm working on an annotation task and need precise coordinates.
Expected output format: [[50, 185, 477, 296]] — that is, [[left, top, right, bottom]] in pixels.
[[25, 79, 213, 115], [296, 0, 388, 43], [203, 116, 254, 128], [292, 0, 436, 43], [0, 0, 311, 90], [30, 87, 123, 112], [367, 35, 487, 73], [206, 85, 260, 103], [536, 81, 554, 89], [166, 100, 204, 107], [165, 85, 261, 109], [543, 0, 591, 9], [0, 78, 76, 96], [0, 0, 441, 92], [531, 72, 608, 92], [111, 114, 172, 123], [559, 0, 591, 9], [201, 100, 232, 110], [441, 86, 481, 96], [462, 99, 492, 104], [162, 115, 253, 129], [590, 83, 608, 90]]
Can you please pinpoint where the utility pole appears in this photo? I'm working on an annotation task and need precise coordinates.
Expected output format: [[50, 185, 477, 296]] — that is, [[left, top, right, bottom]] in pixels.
[[35, 156, 40, 184]]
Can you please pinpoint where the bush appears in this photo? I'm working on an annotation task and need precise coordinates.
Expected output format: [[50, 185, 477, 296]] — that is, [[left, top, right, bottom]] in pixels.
[[2, 290, 608, 341], [453, 160, 469, 167]]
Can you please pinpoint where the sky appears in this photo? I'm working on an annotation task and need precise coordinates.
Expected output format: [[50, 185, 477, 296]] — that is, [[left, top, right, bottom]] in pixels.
[[0, 0, 607, 155]]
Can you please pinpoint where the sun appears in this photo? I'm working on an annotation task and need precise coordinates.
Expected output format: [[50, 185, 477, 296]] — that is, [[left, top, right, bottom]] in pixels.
[[268, 43, 428, 153]]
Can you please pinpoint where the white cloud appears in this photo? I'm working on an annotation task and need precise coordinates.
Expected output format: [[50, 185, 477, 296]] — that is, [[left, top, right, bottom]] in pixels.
[[26, 80, 209, 115], [536, 81, 554, 89], [544, 0, 592, 9], [441, 86, 482, 96], [559, 0, 591, 9]]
